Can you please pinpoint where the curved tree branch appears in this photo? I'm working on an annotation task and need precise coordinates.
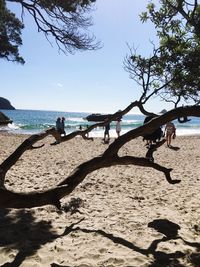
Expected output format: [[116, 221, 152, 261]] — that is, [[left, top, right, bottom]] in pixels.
[[0, 105, 199, 209]]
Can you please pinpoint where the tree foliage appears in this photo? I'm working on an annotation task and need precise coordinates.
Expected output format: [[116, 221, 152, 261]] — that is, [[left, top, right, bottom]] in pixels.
[[0, 0, 24, 63], [125, 0, 200, 107], [1, 0, 98, 63]]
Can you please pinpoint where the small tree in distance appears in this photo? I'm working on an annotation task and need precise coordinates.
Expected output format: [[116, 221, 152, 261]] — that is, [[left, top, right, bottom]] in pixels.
[[0, 0, 200, 209]]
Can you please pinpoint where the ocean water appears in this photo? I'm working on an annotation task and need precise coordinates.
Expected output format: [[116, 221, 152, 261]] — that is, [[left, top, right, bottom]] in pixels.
[[1, 109, 200, 137]]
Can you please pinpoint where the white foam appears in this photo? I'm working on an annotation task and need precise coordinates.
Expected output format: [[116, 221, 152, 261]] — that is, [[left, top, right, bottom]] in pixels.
[[7, 122, 20, 130], [88, 128, 200, 138], [176, 128, 200, 136], [68, 117, 85, 122]]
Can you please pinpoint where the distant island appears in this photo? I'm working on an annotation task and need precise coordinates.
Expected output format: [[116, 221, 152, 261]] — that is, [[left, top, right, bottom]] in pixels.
[[0, 97, 15, 110]]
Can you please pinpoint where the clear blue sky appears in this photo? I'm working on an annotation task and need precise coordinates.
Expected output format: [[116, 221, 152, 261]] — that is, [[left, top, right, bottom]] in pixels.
[[1, 0, 170, 114]]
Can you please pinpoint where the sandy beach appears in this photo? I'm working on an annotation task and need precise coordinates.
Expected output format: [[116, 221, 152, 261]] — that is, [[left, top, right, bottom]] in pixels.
[[0, 132, 200, 267]]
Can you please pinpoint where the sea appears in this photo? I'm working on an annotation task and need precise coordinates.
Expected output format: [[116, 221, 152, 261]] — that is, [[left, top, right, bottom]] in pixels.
[[1, 109, 200, 137]]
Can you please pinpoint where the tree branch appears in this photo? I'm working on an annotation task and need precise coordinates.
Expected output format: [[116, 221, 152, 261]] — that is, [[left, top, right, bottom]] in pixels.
[[0, 105, 199, 208], [7, 0, 100, 53]]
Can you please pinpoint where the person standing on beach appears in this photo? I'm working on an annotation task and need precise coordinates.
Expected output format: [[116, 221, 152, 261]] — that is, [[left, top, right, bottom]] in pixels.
[[56, 117, 62, 135], [61, 117, 66, 136], [164, 121, 176, 148], [116, 118, 121, 138], [104, 122, 110, 143]]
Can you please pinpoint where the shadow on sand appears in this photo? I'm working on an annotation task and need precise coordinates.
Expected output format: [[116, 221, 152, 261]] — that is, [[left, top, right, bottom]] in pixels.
[[70, 218, 200, 267], [169, 145, 180, 151], [0, 209, 57, 266], [1, 208, 200, 267], [0, 208, 82, 267]]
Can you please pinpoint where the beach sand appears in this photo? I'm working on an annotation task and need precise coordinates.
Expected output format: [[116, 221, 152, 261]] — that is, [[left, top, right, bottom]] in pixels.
[[0, 132, 200, 267]]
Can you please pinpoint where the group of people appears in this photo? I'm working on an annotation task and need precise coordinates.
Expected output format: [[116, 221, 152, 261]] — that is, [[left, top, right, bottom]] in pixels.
[[56, 117, 66, 136], [103, 118, 122, 143], [143, 115, 176, 148], [55, 115, 176, 148]]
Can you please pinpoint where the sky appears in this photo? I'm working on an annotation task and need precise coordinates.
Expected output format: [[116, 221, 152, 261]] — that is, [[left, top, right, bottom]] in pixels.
[[1, 0, 171, 114]]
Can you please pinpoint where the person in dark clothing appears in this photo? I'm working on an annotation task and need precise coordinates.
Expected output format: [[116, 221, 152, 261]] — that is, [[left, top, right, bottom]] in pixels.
[[56, 117, 62, 135], [104, 122, 110, 143], [143, 116, 163, 147], [61, 117, 66, 136]]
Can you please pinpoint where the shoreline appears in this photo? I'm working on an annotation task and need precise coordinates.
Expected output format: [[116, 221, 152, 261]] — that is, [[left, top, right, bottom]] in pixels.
[[1, 127, 200, 138], [0, 133, 200, 266], [1, 110, 200, 137]]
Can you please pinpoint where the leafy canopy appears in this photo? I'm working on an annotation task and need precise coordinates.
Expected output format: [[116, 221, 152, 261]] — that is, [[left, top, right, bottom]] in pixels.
[[1, 0, 97, 64], [125, 0, 200, 107], [0, 0, 24, 64]]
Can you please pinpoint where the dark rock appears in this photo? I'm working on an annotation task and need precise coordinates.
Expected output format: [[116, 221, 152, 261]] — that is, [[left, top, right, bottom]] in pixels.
[[0, 111, 12, 125], [84, 113, 121, 122], [0, 97, 15, 110]]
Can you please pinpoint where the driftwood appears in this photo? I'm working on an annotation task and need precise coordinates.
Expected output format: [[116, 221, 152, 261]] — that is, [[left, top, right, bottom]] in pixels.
[[0, 104, 199, 209]]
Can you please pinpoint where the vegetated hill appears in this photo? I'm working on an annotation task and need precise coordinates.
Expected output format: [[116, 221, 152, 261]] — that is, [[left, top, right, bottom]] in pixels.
[[0, 97, 15, 110]]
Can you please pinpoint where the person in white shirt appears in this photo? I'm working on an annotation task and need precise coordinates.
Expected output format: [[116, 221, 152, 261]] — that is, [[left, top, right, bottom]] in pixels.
[[116, 118, 122, 138]]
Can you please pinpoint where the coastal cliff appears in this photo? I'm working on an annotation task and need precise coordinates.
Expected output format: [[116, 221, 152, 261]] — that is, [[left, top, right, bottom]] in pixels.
[[0, 97, 15, 110]]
